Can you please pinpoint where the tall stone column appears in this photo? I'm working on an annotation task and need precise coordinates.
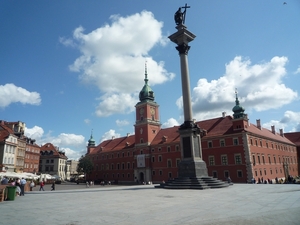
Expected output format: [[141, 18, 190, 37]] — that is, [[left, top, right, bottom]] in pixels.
[[156, 7, 229, 189], [169, 24, 208, 178]]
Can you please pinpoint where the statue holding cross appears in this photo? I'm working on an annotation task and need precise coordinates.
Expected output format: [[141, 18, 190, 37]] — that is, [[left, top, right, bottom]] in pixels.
[[174, 3, 190, 25]]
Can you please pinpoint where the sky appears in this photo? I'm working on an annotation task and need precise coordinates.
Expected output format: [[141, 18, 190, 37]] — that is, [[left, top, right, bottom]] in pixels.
[[1, 0, 300, 160]]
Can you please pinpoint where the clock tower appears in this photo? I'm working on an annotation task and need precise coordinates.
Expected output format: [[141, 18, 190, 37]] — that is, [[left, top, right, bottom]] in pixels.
[[134, 64, 161, 146]]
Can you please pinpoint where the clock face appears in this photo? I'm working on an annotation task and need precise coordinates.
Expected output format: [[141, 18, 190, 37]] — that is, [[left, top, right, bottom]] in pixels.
[[150, 108, 155, 115], [140, 108, 144, 114]]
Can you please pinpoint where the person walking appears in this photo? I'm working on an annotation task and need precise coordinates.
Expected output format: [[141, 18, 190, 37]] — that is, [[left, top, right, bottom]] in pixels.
[[30, 180, 35, 191], [20, 177, 26, 196], [51, 181, 55, 191], [39, 180, 45, 191]]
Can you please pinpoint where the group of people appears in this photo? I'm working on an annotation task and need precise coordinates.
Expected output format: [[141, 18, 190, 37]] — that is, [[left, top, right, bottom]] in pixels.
[[38, 180, 55, 191], [0, 176, 27, 196], [251, 176, 297, 184]]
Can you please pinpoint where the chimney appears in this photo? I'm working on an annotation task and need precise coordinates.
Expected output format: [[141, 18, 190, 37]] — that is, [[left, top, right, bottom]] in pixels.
[[279, 129, 284, 137], [127, 133, 130, 137], [222, 112, 226, 118], [112, 136, 115, 140], [256, 119, 261, 130], [271, 125, 275, 134]]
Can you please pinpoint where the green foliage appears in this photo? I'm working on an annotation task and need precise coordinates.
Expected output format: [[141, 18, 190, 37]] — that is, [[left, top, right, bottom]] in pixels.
[[77, 155, 94, 175]]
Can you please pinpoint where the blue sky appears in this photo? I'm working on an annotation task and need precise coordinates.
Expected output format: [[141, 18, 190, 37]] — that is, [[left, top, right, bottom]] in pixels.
[[1, 1, 300, 160]]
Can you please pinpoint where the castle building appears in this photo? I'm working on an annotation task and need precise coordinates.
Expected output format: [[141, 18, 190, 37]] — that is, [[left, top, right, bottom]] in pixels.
[[86, 70, 298, 184]]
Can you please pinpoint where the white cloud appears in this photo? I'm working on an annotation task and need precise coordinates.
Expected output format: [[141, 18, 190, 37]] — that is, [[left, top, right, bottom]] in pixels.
[[25, 126, 44, 140], [263, 111, 300, 132], [183, 56, 298, 121], [51, 133, 85, 146], [294, 66, 300, 74], [84, 119, 91, 124], [162, 118, 180, 128], [100, 129, 121, 142], [116, 119, 129, 127], [60, 148, 85, 161], [0, 83, 41, 108], [64, 11, 174, 117], [25, 126, 86, 160], [95, 93, 137, 117]]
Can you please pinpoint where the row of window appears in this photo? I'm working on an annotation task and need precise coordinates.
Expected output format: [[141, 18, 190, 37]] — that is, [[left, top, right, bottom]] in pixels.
[[3, 157, 14, 164], [252, 154, 297, 165], [95, 162, 135, 171], [207, 138, 239, 148], [250, 138, 295, 152], [4, 145, 16, 154], [93, 145, 181, 161], [253, 165, 296, 177], [24, 163, 38, 169], [208, 154, 242, 166]]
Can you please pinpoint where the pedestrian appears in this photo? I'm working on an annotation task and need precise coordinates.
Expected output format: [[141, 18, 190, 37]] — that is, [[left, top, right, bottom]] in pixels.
[[1, 176, 8, 185], [20, 177, 26, 196], [30, 180, 35, 191], [51, 181, 55, 191], [15, 178, 21, 196], [86, 181, 89, 188], [39, 180, 45, 191]]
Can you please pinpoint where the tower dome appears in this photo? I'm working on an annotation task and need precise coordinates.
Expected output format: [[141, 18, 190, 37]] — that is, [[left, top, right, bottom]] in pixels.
[[232, 90, 245, 119], [139, 62, 154, 102], [88, 130, 95, 147]]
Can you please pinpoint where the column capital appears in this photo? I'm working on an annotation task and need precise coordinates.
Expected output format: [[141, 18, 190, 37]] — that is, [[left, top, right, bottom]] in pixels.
[[176, 43, 190, 55]]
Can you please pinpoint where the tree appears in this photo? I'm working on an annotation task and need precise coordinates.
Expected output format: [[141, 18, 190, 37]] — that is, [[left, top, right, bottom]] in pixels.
[[77, 155, 94, 176]]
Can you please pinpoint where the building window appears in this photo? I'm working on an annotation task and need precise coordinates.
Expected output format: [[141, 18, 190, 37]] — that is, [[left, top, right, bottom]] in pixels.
[[158, 147, 161, 152], [208, 141, 213, 148], [152, 156, 155, 163], [208, 156, 215, 166], [140, 150, 143, 154], [266, 142, 269, 148], [168, 172, 172, 178], [235, 154, 242, 164], [122, 163, 125, 170], [140, 138, 144, 143], [117, 164, 120, 170], [159, 170, 162, 176], [127, 162, 130, 169], [51, 159, 54, 163], [273, 156, 276, 164], [221, 155, 228, 165], [268, 155, 271, 164], [250, 139, 253, 145], [255, 170, 258, 176], [152, 170, 155, 176], [260, 140, 262, 147], [158, 155, 162, 162], [151, 148, 155, 152], [257, 155, 261, 164], [264, 169, 267, 176], [176, 159, 180, 167], [167, 159, 172, 168], [252, 155, 256, 165], [167, 146, 171, 152], [262, 155, 265, 164], [111, 164, 114, 170], [176, 145, 180, 151], [233, 138, 239, 145], [237, 170, 243, 178], [46, 160, 49, 163], [220, 139, 225, 147]]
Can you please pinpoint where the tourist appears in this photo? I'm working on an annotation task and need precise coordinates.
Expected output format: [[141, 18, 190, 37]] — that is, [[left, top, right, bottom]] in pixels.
[[39, 180, 45, 191], [1, 176, 8, 185], [20, 177, 26, 196], [15, 178, 21, 196], [86, 181, 89, 188], [30, 180, 35, 191], [51, 181, 55, 191]]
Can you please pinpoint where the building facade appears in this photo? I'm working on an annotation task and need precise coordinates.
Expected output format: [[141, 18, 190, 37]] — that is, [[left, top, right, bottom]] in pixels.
[[24, 138, 40, 173], [39, 143, 68, 180]]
